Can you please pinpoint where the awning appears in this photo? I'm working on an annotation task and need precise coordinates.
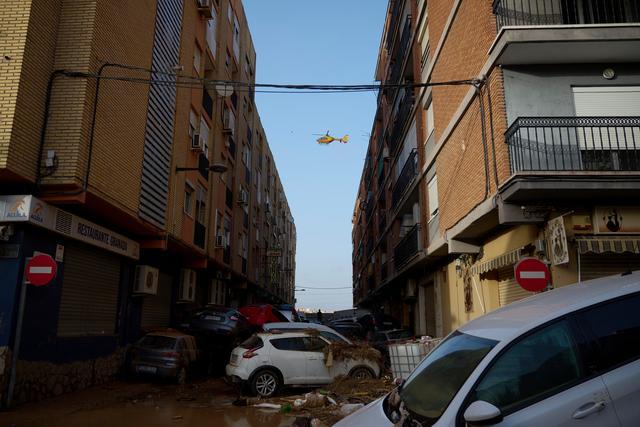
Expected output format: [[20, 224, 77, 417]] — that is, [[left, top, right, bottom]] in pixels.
[[471, 248, 521, 275], [575, 237, 640, 255]]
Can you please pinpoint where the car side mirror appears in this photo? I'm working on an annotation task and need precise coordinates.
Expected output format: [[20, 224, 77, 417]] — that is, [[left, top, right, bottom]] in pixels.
[[463, 401, 503, 426]]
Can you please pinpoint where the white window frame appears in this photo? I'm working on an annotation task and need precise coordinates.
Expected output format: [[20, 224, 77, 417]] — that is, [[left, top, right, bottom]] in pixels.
[[427, 176, 439, 220], [184, 181, 195, 217], [199, 118, 210, 159]]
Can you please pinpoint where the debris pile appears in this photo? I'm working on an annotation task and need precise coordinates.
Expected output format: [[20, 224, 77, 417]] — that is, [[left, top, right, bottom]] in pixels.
[[243, 375, 395, 426], [323, 342, 383, 366]]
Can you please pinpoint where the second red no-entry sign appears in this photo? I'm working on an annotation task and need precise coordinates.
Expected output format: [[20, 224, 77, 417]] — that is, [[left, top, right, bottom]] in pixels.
[[514, 258, 550, 292]]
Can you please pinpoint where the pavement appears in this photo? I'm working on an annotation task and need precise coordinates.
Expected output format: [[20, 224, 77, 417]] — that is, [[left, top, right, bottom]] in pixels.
[[0, 378, 295, 427]]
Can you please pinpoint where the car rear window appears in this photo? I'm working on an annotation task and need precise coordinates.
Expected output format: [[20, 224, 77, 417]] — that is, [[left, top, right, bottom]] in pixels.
[[320, 331, 346, 343], [241, 335, 264, 349], [138, 335, 177, 349], [270, 337, 306, 351]]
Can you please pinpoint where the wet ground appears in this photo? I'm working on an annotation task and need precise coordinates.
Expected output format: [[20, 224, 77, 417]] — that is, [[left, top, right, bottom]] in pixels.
[[0, 378, 295, 427]]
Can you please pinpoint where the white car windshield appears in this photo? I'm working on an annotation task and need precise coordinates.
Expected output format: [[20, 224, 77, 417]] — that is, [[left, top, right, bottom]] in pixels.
[[400, 332, 497, 423]]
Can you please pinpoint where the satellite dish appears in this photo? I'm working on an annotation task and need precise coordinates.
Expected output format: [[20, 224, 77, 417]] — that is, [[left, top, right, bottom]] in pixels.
[[215, 83, 234, 97]]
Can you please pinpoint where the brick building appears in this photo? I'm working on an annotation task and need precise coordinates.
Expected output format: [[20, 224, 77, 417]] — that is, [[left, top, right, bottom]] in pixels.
[[0, 0, 295, 405], [353, 0, 640, 337]]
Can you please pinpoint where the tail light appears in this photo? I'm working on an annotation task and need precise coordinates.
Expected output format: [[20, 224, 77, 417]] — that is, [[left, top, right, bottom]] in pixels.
[[242, 348, 259, 359], [163, 351, 180, 358]]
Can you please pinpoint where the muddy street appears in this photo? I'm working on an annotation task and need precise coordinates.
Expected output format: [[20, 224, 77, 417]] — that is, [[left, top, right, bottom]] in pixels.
[[0, 378, 294, 427]]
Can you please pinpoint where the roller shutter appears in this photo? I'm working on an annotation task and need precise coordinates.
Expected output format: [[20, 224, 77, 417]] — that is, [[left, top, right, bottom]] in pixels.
[[498, 266, 535, 307], [140, 272, 172, 329], [580, 253, 640, 281], [58, 242, 121, 336]]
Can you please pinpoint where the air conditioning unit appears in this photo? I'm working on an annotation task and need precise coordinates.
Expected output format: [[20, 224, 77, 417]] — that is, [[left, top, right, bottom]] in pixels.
[[382, 146, 389, 159], [190, 131, 204, 152], [179, 269, 197, 302], [237, 189, 248, 205], [134, 265, 159, 295], [215, 233, 226, 248], [222, 109, 235, 135], [196, 0, 213, 18]]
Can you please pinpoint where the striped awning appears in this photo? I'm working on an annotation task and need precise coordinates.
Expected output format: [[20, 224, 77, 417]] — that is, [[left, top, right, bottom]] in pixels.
[[471, 249, 521, 275], [576, 237, 640, 255]]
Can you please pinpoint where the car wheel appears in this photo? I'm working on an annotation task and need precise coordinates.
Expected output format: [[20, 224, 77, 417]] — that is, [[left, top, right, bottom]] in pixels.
[[350, 366, 374, 380], [251, 369, 280, 397], [176, 367, 187, 385]]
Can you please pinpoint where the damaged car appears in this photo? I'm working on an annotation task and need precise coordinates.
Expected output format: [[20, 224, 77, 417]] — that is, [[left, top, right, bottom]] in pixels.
[[226, 331, 381, 397]]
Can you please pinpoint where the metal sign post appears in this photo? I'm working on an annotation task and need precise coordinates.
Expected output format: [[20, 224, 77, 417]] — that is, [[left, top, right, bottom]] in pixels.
[[4, 259, 29, 409]]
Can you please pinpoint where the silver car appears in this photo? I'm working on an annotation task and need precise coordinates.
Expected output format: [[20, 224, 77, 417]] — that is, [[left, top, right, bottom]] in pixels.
[[337, 272, 640, 426], [129, 331, 198, 384]]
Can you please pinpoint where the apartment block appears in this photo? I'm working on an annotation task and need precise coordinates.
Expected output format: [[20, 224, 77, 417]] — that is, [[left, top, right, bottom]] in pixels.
[[353, 0, 640, 337], [0, 0, 294, 405]]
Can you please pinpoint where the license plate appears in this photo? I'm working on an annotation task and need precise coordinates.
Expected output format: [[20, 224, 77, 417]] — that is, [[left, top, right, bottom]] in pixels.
[[205, 315, 222, 321], [137, 365, 157, 374]]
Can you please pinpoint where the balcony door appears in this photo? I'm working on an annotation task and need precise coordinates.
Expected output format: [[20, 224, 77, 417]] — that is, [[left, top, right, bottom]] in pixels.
[[572, 86, 640, 171]]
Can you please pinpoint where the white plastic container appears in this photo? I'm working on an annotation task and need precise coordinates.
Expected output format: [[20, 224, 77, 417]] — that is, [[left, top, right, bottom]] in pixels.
[[389, 338, 442, 380]]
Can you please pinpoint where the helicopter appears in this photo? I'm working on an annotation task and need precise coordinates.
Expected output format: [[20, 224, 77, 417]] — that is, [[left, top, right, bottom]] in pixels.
[[314, 131, 349, 145]]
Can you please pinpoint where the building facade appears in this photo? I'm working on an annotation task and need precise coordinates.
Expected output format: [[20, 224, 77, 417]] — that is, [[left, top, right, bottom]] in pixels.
[[353, 0, 640, 337], [0, 0, 295, 406]]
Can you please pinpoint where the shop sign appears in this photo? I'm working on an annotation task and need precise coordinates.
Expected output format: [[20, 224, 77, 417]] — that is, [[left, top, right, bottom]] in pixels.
[[0, 195, 140, 260], [595, 207, 640, 234], [548, 216, 569, 265]]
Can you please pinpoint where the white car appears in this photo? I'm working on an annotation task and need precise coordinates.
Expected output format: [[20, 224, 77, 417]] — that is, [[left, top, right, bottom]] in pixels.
[[226, 331, 380, 397], [337, 272, 640, 426], [262, 322, 352, 344]]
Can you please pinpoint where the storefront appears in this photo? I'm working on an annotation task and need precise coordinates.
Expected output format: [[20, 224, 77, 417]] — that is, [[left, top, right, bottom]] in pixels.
[[0, 195, 139, 405]]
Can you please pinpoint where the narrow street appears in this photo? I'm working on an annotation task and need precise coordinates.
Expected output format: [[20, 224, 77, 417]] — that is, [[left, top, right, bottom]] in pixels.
[[1, 378, 293, 427]]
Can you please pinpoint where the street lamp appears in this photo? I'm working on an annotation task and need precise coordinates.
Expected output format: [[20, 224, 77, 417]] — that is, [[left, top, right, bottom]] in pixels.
[[175, 162, 228, 173]]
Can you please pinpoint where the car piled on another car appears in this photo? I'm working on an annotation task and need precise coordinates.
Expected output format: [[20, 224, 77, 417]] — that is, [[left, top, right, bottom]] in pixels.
[[239, 304, 290, 329]]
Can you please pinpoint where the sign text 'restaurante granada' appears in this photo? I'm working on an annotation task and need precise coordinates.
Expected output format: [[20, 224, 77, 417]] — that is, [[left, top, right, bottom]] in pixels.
[[76, 222, 130, 252]]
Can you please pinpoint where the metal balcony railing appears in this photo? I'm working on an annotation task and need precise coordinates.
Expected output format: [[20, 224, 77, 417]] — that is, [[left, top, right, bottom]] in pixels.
[[202, 88, 214, 118], [392, 150, 418, 207], [388, 16, 412, 85], [381, 262, 388, 281], [506, 117, 640, 173], [493, 0, 640, 32], [388, 91, 415, 156], [386, 0, 404, 52], [378, 212, 387, 234], [225, 187, 233, 209], [394, 224, 420, 269]]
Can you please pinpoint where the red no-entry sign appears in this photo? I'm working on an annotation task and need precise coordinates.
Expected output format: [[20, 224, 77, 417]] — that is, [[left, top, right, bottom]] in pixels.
[[514, 258, 550, 292], [25, 254, 57, 287]]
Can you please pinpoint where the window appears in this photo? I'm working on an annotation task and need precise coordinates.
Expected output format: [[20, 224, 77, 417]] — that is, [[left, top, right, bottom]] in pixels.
[[189, 110, 198, 140], [184, 182, 195, 216], [577, 293, 640, 372], [193, 46, 201, 74], [199, 118, 210, 158], [206, 16, 216, 58], [225, 48, 231, 70], [400, 332, 496, 423], [304, 337, 328, 352], [427, 176, 439, 220], [227, 2, 233, 21], [232, 13, 240, 62], [473, 320, 583, 415], [425, 100, 435, 139], [320, 331, 346, 343], [195, 185, 206, 224], [271, 337, 306, 351]]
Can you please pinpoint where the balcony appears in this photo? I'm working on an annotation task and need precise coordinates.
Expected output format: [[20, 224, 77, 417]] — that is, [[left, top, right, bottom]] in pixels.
[[194, 221, 206, 249], [381, 262, 388, 281], [378, 211, 387, 234], [386, 0, 404, 52], [388, 16, 412, 86], [394, 224, 420, 269], [501, 116, 640, 203], [225, 187, 233, 209], [392, 149, 418, 207], [490, 0, 640, 66], [388, 91, 414, 156]]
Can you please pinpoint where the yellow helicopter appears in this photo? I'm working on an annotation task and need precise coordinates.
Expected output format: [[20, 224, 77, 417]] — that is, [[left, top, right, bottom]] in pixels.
[[315, 131, 349, 145]]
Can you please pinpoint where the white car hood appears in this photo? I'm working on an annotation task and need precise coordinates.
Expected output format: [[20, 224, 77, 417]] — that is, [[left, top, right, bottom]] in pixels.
[[333, 395, 392, 427]]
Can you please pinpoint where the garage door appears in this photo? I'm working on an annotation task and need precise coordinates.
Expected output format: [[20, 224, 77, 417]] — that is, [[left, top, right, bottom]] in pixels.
[[580, 253, 640, 281], [498, 266, 535, 307], [140, 272, 172, 330], [58, 242, 121, 336]]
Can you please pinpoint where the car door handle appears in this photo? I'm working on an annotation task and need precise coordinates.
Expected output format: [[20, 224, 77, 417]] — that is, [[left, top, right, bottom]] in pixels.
[[572, 401, 606, 420]]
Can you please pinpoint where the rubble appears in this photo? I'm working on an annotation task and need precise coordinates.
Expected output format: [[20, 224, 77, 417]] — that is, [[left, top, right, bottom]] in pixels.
[[323, 342, 383, 366]]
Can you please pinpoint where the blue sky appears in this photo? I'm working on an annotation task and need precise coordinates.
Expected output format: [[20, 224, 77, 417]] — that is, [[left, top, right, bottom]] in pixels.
[[243, 1, 388, 311]]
